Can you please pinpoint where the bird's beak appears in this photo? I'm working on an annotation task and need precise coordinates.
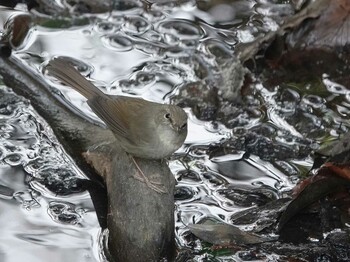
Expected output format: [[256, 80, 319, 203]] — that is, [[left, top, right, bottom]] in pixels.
[[178, 123, 187, 132]]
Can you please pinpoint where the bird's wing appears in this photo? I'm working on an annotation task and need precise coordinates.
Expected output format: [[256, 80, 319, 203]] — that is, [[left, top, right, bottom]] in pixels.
[[88, 96, 145, 140]]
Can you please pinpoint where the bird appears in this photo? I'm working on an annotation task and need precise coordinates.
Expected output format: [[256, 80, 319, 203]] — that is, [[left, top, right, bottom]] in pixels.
[[46, 57, 188, 193]]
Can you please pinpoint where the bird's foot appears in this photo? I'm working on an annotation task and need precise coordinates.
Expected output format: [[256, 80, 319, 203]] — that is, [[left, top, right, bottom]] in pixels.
[[132, 173, 167, 194], [131, 156, 167, 194]]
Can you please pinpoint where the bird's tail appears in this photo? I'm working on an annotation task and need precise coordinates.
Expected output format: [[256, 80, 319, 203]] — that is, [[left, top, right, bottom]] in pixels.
[[47, 58, 103, 99]]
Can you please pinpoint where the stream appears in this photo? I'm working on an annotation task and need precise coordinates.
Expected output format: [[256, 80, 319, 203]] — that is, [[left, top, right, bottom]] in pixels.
[[0, 0, 349, 261]]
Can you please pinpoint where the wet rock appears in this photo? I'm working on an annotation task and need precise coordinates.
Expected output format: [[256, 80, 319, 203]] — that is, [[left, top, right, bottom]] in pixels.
[[33, 167, 85, 195], [246, 0, 350, 86], [287, 0, 350, 48], [216, 57, 249, 101], [2, 13, 32, 50], [230, 198, 290, 232], [0, 43, 11, 57], [218, 187, 275, 207], [326, 231, 350, 260], [188, 220, 273, 246], [173, 81, 219, 121], [210, 131, 312, 162], [48, 201, 82, 225]]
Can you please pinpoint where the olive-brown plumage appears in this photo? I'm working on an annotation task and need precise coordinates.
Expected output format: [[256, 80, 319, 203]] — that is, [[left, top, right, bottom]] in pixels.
[[46, 58, 188, 160]]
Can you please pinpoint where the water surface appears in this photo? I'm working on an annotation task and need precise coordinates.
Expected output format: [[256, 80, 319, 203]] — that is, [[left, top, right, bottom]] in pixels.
[[1, 0, 349, 261]]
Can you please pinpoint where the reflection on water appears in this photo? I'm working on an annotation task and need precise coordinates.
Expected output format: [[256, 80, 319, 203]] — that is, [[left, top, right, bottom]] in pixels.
[[1, 0, 349, 261], [0, 87, 102, 262]]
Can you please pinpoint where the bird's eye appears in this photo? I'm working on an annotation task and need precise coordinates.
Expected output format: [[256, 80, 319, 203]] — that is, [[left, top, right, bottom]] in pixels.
[[164, 113, 171, 119]]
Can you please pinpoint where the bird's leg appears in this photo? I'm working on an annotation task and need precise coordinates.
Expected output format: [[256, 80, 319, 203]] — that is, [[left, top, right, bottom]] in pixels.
[[130, 155, 167, 194]]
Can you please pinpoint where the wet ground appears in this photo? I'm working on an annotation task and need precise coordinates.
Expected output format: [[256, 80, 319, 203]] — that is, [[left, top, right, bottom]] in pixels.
[[0, 0, 350, 261]]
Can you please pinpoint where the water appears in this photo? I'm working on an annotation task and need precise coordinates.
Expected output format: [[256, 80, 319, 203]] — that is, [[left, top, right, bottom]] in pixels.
[[0, 86, 102, 262], [1, 0, 349, 261]]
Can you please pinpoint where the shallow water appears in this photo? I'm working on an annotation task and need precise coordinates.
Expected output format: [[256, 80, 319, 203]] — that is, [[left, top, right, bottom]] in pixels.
[[0, 86, 102, 261], [1, 0, 349, 261]]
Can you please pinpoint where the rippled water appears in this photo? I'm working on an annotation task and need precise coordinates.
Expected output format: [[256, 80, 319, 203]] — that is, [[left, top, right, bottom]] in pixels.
[[1, 0, 349, 261], [0, 86, 102, 261]]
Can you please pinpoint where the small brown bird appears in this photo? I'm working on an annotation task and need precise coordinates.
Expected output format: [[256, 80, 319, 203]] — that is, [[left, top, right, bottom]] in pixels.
[[47, 58, 188, 193]]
